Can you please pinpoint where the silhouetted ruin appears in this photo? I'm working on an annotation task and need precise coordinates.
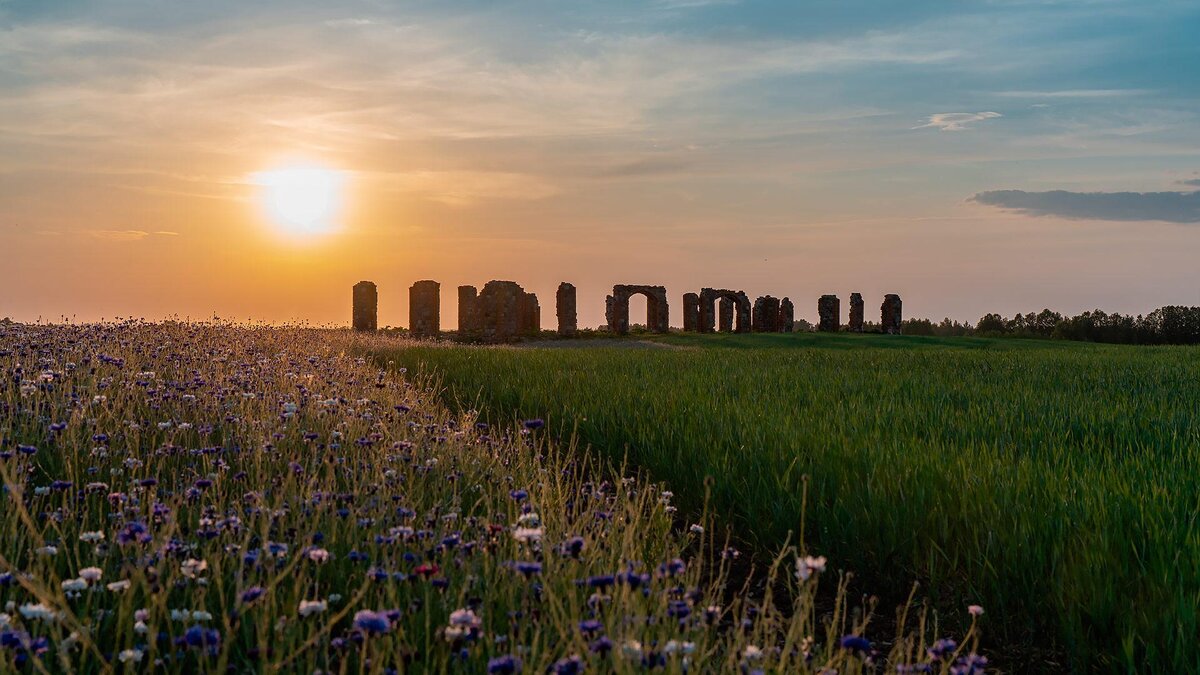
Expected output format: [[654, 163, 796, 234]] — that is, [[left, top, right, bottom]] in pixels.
[[682, 293, 700, 332], [818, 295, 840, 332], [458, 285, 479, 334], [752, 296, 781, 332], [556, 283, 577, 336], [780, 298, 795, 332], [699, 288, 751, 333], [718, 298, 734, 332], [606, 285, 669, 334], [352, 281, 377, 331], [363, 280, 901, 341], [410, 280, 440, 337], [882, 294, 903, 334], [849, 293, 864, 332]]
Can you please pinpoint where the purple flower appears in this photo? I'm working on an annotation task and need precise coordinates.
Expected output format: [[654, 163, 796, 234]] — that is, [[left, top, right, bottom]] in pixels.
[[589, 636, 614, 654], [184, 625, 220, 649], [927, 638, 957, 660], [586, 575, 615, 589], [241, 586, 265, 603], [353, 610, 392, 634], [512, 561, 542, 578], [17, 445, 37, 456], [523, 419, 544, 430], [550, 655, 584, 674], [509, 489, 529, 502], [487, 655, 522, 674], [840, 635, 871, 653], [578, 619, 604, 635]]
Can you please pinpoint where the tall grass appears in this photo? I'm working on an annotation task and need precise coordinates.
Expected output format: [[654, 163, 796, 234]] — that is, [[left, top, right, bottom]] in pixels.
[[377, 335, 1200, 672], [0, 322, 983, 673]]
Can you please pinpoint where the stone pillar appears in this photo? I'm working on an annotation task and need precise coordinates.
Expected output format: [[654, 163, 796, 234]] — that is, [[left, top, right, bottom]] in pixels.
[[753, 296, 781, 332], [458, 286, 478, 336], [818, 295, 840, 332], [352, 281, 377, 331], [682, 293, 700, 332], [779, 298, 794, 332], [881, 294, 902, 334], [556, 283, 577, 336], [519, 292, 540, 336], [734, 296, 752, 334], [409, 280, 440, 337], [849, 293, 864, 332], [718, 298, 734, 332]]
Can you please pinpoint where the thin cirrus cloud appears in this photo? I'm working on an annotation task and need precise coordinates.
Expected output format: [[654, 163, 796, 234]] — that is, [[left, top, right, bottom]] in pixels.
[[86, 230, 181, 241], [914, 112, 1002, 131], [971, 189, 1200, 224]]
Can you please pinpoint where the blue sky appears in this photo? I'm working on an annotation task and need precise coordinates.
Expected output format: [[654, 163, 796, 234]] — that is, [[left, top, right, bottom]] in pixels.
[[2, 0, 1199, 325]]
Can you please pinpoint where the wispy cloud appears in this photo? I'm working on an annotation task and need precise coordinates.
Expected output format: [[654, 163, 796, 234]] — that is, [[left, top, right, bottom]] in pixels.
[[971, 189, 1200, 223], [914, 112, 1002, 131], [991, 89, 1151, 98], [86, 229, 179, 241]]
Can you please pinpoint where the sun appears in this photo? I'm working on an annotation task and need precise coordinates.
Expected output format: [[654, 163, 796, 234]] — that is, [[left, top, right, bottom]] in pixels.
[[253, 164, 346, 236]]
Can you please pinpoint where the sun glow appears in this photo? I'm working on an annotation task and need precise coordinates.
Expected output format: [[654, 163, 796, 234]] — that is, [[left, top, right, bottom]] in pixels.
[[254, 164, 346, 236]]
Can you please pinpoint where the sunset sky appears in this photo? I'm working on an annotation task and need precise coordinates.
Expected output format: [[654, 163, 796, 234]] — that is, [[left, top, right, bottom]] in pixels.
[[3, 0, 1199, 328]]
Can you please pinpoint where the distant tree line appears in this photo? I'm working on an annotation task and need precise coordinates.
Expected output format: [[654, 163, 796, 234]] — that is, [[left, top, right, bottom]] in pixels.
[[896, 306, 1200, 345]]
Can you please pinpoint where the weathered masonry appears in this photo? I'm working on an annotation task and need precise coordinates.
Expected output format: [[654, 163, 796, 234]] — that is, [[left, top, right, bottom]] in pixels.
[[818, 294, 840, 332], [410, 280, 440, 337], [352, 281, 377, 331], [606, 285, 670, 334], [698, 288, 751, 333]]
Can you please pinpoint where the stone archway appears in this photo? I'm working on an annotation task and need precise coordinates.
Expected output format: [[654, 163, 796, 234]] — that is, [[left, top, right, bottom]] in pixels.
[[698, 288, 751, 333], [606, 285, 669, 334]]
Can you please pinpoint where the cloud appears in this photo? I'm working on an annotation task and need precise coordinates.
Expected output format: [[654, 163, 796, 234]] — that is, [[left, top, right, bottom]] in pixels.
[[914, 112, 1002, 131], [1180, 178, 1200, 187], [992, 89, 1151, 98], [971, 189, 1200, 223], [86, 229, 179, 241]]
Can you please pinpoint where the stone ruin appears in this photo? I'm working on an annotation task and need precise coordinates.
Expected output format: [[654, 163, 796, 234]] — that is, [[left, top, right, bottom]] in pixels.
[[881, 294, 903, 334], [459, 280, 541, 341], [360, 281, 900, 340], [682, 292, 700, 332], [410, 280, 440, 337], [818, 294, 840, 332], [606, 285, 670, 334], [752, 295, 794, 332], [352, 281, 377, 331], [698, 288, 751, 333], [849, 292, 864, 332], [556, 283, 577, 336]]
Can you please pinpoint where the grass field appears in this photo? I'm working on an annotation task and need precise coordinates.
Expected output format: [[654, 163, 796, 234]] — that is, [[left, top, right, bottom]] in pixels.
[[375, 332, 1200, 672], [0, 323, 988, 673]]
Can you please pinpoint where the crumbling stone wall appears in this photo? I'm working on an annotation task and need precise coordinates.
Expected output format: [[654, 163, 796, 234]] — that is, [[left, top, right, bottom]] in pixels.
[[699, 288, 751, 333], [779, 298, 795, 332], [753, 296, 782, 332], [473, 281, 528, 341], [556, 283, 577, 336], [458, 286, 478, 335], [410, 280, 441, 337], [519, 292, 541, 336], [682, 293, 700, 332], [352, 281, 377, 331], [606, 285, 669, 334], [818, 295, 840, 332], [849, 293, 864, 332], [718, 298, 734, 332], [882, 294, 903, 334]]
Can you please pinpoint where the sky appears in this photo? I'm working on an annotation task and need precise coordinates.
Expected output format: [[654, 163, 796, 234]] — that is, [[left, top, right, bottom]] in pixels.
[[2, 0, 1199, 328]]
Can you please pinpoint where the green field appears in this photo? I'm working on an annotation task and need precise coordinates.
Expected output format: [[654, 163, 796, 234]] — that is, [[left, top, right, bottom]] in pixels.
[[374, 333, 1200, 672]]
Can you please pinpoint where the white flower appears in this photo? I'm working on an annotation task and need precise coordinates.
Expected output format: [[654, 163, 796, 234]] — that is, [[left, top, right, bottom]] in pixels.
[[170, 609, 189, 621], [516, 512, 541, 527], [118, 648, 144, 663], [191, 610, 213, 621], [328, 594, 343, 604], [79, 531, 105, 543], [622, 639, 643, 658], [61, 578, 88, 592], [306, 548, 330, 563], [134, 620, 149, 634], [743, 645, 763, 661], [512, 527, 543, 543], [36, 545, 57, 555], [968, 604, 984, 617], [689, 524, 704, 535], [106, 580, 131, 592], [157, 422, 172, 430], [79, 567, 103, 583], [796, 555, 827, 582], [181, 558, 208, 579], [18, 603, 59, 622], [299, 599, 328, 617], [0, 613, 10, 628]]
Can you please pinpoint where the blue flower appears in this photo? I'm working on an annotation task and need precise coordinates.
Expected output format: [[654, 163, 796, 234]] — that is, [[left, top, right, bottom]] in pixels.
[[241, 586, 265, 603], [184, 626, 221, 649], [840, 635, 871, 652], [353, 610, 392, 634], [523, 419, 544, 430], [550, 655, 585, 674], [487, 654, 522, 674]]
